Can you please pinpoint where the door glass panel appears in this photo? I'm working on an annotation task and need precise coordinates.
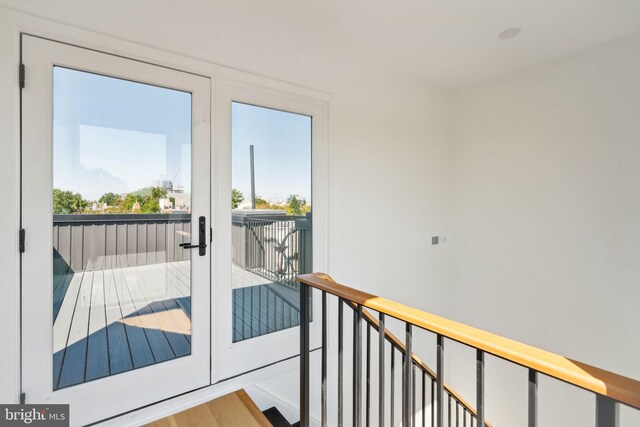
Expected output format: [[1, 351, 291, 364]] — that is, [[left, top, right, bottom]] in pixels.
[[231, 102, 312, 342], [52, 67, 193, 389]]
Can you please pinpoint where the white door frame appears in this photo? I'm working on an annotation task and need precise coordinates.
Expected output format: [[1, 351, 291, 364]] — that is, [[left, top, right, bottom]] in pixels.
[[212, 81, 329, 381], [21, 35, 211, 426], [0, 7, 330, 410]]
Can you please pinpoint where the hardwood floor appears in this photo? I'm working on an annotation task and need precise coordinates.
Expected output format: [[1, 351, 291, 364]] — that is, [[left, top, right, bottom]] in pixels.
[[144, 390, 272, 427]]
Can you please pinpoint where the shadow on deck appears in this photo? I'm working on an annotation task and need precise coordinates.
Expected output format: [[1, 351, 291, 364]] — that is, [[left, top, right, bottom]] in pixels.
[[52, 260, 300, 390]]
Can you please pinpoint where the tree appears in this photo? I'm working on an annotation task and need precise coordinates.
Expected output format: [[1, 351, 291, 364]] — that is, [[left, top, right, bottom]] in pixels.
[[118, 186, 166, 213], [287, 196, 302, 215], [121, 193, 137, 212], [53, 189, 88, 214], [150, 186, 167, 200], [232, 188, 244, 209], [98, 192, 120, 206], [140, 198, 160, 213]]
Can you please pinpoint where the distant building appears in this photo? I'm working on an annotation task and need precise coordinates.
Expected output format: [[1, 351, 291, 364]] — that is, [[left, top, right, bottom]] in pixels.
[[91, 202, 107, 212], [160, 192, 191, 213], [159, 197, 173, 212]]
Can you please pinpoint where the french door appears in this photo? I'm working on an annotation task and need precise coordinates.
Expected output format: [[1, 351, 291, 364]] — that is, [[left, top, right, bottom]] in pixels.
[[21, 35, 211, 426]]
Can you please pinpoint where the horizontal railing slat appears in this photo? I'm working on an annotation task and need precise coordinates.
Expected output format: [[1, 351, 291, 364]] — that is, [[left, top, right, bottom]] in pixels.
[[297, 273, 640, 410]]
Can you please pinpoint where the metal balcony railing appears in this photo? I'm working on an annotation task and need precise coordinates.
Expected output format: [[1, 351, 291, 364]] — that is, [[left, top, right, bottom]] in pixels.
[[54, 212, 312, 289], [232, 212, 312, 289], [53, 214, 192, 274]]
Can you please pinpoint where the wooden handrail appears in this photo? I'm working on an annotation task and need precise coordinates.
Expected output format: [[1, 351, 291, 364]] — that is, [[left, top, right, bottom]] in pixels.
[[298, 273, 640, 410]]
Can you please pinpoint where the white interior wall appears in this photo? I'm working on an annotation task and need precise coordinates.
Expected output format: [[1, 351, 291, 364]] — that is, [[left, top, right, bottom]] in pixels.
[[447, 32, 640, 426], [1, 3, 638, 425], [328, 82, 452, 314]]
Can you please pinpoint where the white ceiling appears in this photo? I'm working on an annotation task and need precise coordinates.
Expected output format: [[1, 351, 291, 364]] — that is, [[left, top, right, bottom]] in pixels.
[[3, 0, 640, 90]]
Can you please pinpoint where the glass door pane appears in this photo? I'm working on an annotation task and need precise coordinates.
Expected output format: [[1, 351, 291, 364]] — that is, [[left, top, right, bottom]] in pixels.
[[231, 102, 312, 342], [52, 67, 193, 389]]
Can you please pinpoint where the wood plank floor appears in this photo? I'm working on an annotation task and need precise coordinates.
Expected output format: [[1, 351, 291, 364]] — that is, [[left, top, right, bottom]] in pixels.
[[53, 261, 193, 390], [232, 284, 300, 342], [52, 260, 301, 390], [144, 390, 272, 427]]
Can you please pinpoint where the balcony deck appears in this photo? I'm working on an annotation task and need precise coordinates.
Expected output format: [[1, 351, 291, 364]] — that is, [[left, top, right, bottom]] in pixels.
[[53, 261, 193, 390], [52, 260, 300, 389]]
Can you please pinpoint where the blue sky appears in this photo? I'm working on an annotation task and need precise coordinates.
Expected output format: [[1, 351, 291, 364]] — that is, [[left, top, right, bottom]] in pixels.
[[53, 67, 191, 201], [232, 102, 312, 202], [52, 67, 312, 203]]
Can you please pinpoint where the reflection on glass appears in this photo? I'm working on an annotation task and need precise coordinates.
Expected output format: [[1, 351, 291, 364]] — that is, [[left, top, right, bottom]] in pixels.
[[231, 102, 312, 342], [52, 67, 193, 390]]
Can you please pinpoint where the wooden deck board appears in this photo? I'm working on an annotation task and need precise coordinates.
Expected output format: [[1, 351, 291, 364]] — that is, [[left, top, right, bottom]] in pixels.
[[86, 270, 110, 381], [51, 260, 297, 389], [113, 267, 157, 369], [129, 266, 191, 358], [161, 298, 191, 343], [53, 272, 74, 321], [104, 269, 134, 374], [121, 269, 176, 363], [159, 263, 192, 316], [53, 273, 84, 353], [139, 265, 192, 343], [58, 271, 93, 388], [53, 262, 194, 389]]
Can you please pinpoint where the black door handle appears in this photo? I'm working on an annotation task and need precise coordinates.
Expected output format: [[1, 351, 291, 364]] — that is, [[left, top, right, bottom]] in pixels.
[[179, 243, 206, 249], [179, 216, 207, 256]]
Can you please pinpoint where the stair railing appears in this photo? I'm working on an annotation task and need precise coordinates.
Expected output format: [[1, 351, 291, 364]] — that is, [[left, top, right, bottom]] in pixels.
[[298, 273, 640, 427]]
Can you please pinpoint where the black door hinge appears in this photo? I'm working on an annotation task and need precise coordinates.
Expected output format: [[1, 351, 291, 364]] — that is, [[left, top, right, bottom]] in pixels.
[[19, 228, 25, 253], [19, 63, 25, 89], [20, 392, 26, 404]]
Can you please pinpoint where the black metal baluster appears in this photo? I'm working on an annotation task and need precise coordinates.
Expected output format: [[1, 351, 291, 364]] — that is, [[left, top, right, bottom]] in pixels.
[[528, 369, 537, 427], [299, 283, 310, 427], [463, 409, 466, 427], [596, 395, 619, 427], [411, 364, 416, 426], [321, 291, 327, 427], [338, 298, 344, 427], [366, 323, 371, 427], [422, 371, 426, 427], [431, 380, 435, 427], [437, 335, 444, 427], [476, 350, 484, 427], [403, 324, 413, 427], [391, 348, 395, 427], [456, 402, 459, 427], [379, 313, 386, 427], [354, 304, 363, 427], [448, 394, 452, 427]]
